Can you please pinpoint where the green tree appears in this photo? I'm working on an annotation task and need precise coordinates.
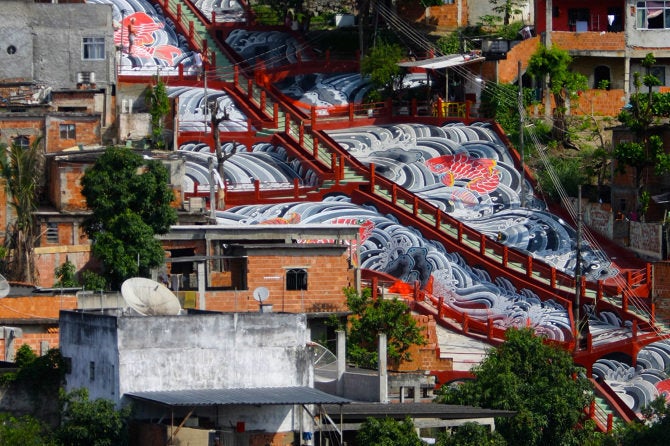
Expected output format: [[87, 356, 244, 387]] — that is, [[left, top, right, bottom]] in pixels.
[[436, 328, 595, 446], [436, 422, 507, 446], [54, 260, 78, 288], [360, 41, 404, 101], [489, 0, 527, 26], [145, 77, 170, 149], [0, 413, 55, 446], [81, 147, 177, 289], [536, 155, 589, 202], [80, 269, 107, 291], [357, 416, 423, 446], [527, 45, 588, 148], [345, 287, 425, 369], [0, 137, 44, 283], [56, 388, 130, 446], [614, 53, 670, 216], [615, 396, 670, 446]]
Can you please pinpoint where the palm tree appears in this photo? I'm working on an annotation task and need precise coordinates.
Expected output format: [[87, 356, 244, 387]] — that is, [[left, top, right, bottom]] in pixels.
[[0, 137, 44, 282]]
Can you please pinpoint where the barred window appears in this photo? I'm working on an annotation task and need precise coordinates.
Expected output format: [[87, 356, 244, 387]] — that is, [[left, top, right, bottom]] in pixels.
[[286, 268, 307, 291], [46, 222, 59, 244], [82, 36, 105, 60]]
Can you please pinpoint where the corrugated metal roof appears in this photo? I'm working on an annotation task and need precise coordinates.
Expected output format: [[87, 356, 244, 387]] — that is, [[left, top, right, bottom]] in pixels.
[[125, 387, 351, 407], [322, 402, 515, 420]]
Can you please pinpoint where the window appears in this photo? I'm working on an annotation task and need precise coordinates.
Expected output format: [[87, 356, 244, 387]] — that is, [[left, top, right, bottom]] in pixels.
[[594, 66, 611, 89], [13, 136, 29, 149], [651, 66, 666, 85], [82, 37, 105, 60], [286, 268, 308, 291], [46, 222, 58, 244], [59, 124, 76, 140], [89, 361, 95, 381], [568, 8, 590, 31], [637, 1, 670, 29]]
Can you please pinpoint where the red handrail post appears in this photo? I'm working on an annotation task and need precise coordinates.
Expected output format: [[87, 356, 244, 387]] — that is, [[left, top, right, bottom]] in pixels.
[[260, 91, 266, 113], [551, 267, 556, 288], [463, 314, 469, 333], [311, 106, 317, 129], [479, 234, 486, 256], [607, 413, 613, 432], [413, 197, 418, 217], [273, 103, 279, 127], [189, 21, 194, 40], [234, 65, 239, 86], [299, 122, 304, 146], [623, 292, 628, 313], [502, 246, 508, 267], [392, 184, 397, 204], [457, 222, 463, 242], [526, 255, 533, 278], [487, 317, 493, 340], [435, 209, 441, 229], [369, 163, 375, 190]]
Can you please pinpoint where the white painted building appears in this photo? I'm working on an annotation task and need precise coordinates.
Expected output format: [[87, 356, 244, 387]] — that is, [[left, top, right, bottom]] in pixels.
[[59, 310, 348, 445]]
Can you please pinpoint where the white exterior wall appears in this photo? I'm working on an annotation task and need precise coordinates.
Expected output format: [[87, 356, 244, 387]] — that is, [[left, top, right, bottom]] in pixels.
[[60, 311, 313, 416]]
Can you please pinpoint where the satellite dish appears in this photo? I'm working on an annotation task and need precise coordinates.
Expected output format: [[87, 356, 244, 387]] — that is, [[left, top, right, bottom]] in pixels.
[[121, 277, 182, 316], [252, 286, 270, 302], [308, 342, 338, 383], [0, 274, 9, 298]]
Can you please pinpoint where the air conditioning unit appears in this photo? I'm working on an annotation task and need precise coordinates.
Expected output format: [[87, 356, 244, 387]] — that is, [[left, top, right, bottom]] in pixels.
[[187, 197, 206, 213], [76, 71, 96, 86]]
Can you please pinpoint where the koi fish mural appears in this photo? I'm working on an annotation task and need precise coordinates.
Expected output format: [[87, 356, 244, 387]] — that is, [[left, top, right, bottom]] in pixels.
[[426, 153, 500, 194]]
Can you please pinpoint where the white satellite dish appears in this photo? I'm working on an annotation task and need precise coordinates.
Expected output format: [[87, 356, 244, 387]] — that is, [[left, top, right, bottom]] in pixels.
[[0, 274, 9, 298], [252, 286, 270, 302], [309, 342, 338, 383], [121, 277, 182, 316]]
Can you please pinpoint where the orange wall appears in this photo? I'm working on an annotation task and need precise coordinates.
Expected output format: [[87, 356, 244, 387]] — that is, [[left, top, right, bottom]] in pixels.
[[205, 252, 353, 313]]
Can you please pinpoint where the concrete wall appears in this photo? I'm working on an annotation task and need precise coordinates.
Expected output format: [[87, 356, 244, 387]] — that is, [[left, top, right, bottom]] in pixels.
[[60, 312, 312, 408], [626, 0, 670, 55], [59, 312, 120, 402], [0, 2, 115, 90]]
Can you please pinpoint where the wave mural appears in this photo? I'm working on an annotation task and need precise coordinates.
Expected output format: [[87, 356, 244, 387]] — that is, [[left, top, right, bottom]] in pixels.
[[593, 340, 670, 414], [88, 0, 202, 75], [212, 197, 637, 345], [191, 0, 246, 23], [226, 29, 312, 69], [178, 141, 319, 193], [168, 86, 250, 133], [327, 122, 617, 280]]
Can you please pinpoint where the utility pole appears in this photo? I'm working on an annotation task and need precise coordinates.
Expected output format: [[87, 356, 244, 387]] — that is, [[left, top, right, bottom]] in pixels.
[[518, 61, 526, 208], [574, 185, 583, 351]]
